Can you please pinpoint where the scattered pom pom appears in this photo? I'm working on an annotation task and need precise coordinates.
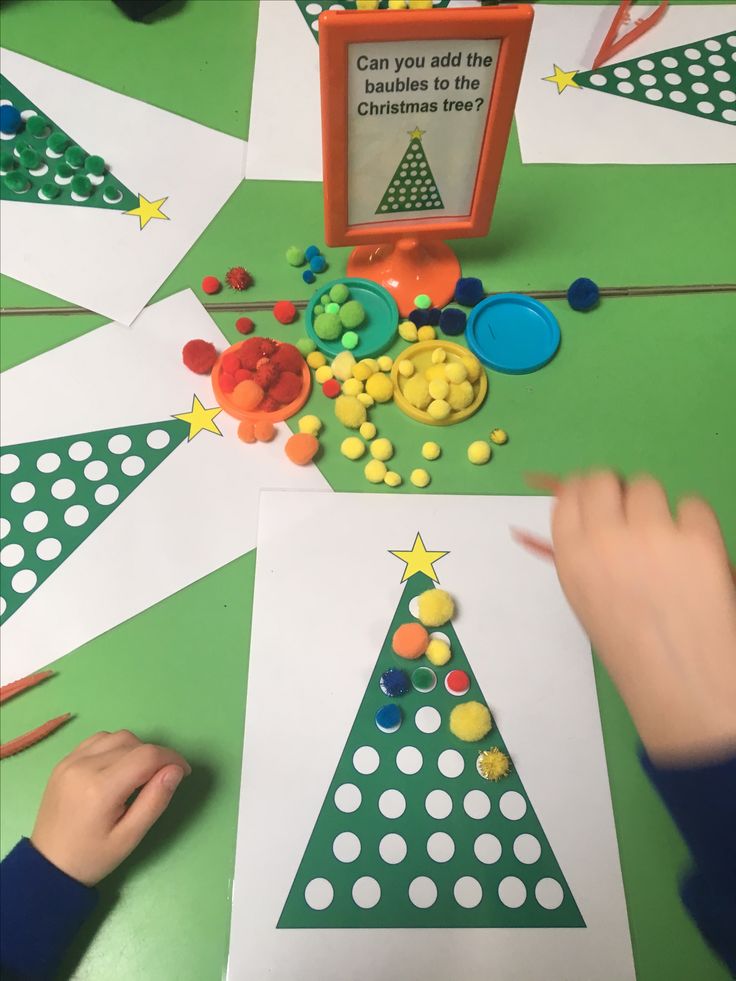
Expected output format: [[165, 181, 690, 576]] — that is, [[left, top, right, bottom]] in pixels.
[[445, 669, 470, 696], [404, 375, 431, 410], [341, 436, 365, 460], [392, 622, 430, 659], [298, 414, 322, 436], [309, 255, 327, 274], [370, 438, 393, 461], [314, 312, 341, 340], [377, 355, 393, 372], [462, 355, 481, 382], [439, 307, 467, 336], [238, 420, 256, 443], [0, 104, 22, 135], [426, 637, 451, 666], [302, 270, 316, 284], [285, 431, 319, 465], [408, 307, 430, 328], [450, 701, 492, 742], [232, 379, 264, 411], [379, 668, 410, 698], [64, 145, 86, 169], [447, 381, 474, 411], [273, 300, 297, 324], [84, 154, 105, 176], [360, 421, 376, 440], [329, 283, 350, 304], [270, 371, 302, 404], [357, 392, 374, 408], [454, 277, 485, 307], [47, 132, 69, 154], [222, 352, 242, 375], [411, 468, 431, 488], [339, 300, 365, 329], [28, 114, 49, 136], [414, 293, 431, 309], [286, 245, 305, 267], [335, 395, 367, 429], [271, 342, 305, 373], [307, 350, 326, 369], [567, 276, 600, 312], [417, 588, 454, 627], [425, 307, 441, 326], [342, 331, 359, 350], [182, 339, 217, 374], [427, 399, 451, 421], [398, 360, 414, 378], [490, 428, 508, 445], [444, 362, 467, 384], [239, 337, 276, 370], [0, 150, 16, 173], [296, 337, 316, 356], [233, 368, 254, 384], [226, 266, 253, 291], [19, 147, 41, 169], [235, 317, 255, 335], [320, 294, 330, 305], [201, 275, 221, 295], [342, 378, 363, 396], [325, 302, 340, 315], [322, 378, 341, 398], [70, 174, 91, 197], [364, 459, 387, 484], [384, 470, 402, 488], [305, 245, 321, 261], [40, 182, 60, 199], [422, 441, 441, 461], [468, 441, 492, 465], [477, 747, 511, 781], [398, 320, 418, 342], [365, 372, 394, 403], [4, 172, 29, 193], [417, 326, 436, 342], [428, 378, 449, 401], [352, 361, 374, 382], [254, 420, 276, 442], [219, 372, 236, 394], [375, 703, 402, 733], [315, 365, 334, 384]]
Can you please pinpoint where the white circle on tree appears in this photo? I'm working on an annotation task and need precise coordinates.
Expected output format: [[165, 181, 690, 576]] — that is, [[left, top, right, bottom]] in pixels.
[[425, 789, 452, 819], [664, 72, 682, 84], [617, 81, 634, 94], [11, 481, 35, 504], [499, 791, 527, 820], [23, 511, 48, 533], [36, 538, 62, 561], [379, 833, 407, 865], [499, 876, 527, 908], [409, 876, 437, 909], [146, 429, 171, 450], [408, 595, 420, 618], [535, 878, 564, 910], [454, 877, 483, 909], [64, 505, 89, 527], [474, 833, 502, 864], [0, 454, 20, 475], [691, 82, 709, 94], [437, 749, 464, 778], [334, 783, 361, 813], [0, 518, 9, 540], [304, 878, 333, 910], [661, 56, 678, 68], [36, 452, 61, 473], [84, 460, 108, 481], [637, 58, 655, 70], [333, 832, 361, 863], [414, 706, 441, 733], [426, 831, 455, 862], [589, 74, 606, 86], [353, 746, 379, 774], [51, 478, 75, 500], [688, 64, 706, 77], [513, 834, 542, 864], [378, 789, 406, 819], [121, 456, 145, 477], [0, 544, 24, 568], [68, 441, 92, 461], [108, 434, 132, 454], [645, 88, 663, 101], [697, 101, 715, 113], [396, 746, 423, 775], [685, 47, 701, 59], [613, 66, 630, 78], [463, 790, 491, 819], [639, 73, 656, 86], [12, 569, 37, 594], [670, 91, 687, 103], [352, 877, 380, 909], [95, 484, 119, 506]]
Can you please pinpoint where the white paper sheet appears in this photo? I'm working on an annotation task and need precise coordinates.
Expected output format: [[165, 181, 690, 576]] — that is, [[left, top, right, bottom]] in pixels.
[[515, 5, 736, 164], [0, 292, 330, 684], [0, 49, 246, 324], [228, 491, 634, 981]]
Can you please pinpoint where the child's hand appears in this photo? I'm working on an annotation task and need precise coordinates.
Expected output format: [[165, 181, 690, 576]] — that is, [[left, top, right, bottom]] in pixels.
[[31, 730, 191, 886], [551, 472, 736, 766]]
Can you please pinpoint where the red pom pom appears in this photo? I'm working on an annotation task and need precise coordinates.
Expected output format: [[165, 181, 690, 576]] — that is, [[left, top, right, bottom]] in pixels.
[[182, 339, 217, 375], [273, 300, 297, 325], [255, 362, 280, 391], [219, 372, 236, 394], [259, 338, 277, 357], [271, 343, 304, 374], [322, 378, 341, 399], [239, 338, 269, 370], [234, 368, 255, 384], [259, 395, 280, 413], [270, 371, 302, 404], [201, 276, 221, 295], [225, 266, 253, 291], [222, 352, 241, 375], [236, 317, 255, 335]]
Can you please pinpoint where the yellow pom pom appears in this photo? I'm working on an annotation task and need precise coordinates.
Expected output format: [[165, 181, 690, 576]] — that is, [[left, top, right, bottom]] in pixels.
[[384, 470, 402, 487], [387, 0, 406, 9], [417, 588, 454, 627], [424, 364, 447, 382], [398, 360, 414, 378], [421, 441, 441, 461], [352, 361, 373, 382], [342, 378, 363, 396], [315, 365, 333, 384], [468, 440, 492, 465], [431, 347, 447, 364], [490, 428, 508, 445], [377, 355, 393, 372], [365, 372, 394, 403], [408, 0, 433, 8], [417, 326, 436, 341], [404, 375, 430, 409], [428, 378, 449, 401], [298, 414, 322, 436], [360, 421, 376, 440], [363, 359, 379, 373], [448, 380, 474, 411], [357, 392, 374, 408], [335, 395, 367, 429], [331, 350, 356, 382], [307, 351, 326, 369], [371, 437, 393, 462], [476, 747, 511, 782], [426, 637, 451, 666], [340, 436, 365, 460], [399, 320, 418, 342], [450, 701, 492, 742], [364, 459, 387, 484], [463, 356, 481, 383], [428, 399, 451, 421], [444, 361, 467, 384], [410, 468, 431, 488], [356, 0, 379, 9]]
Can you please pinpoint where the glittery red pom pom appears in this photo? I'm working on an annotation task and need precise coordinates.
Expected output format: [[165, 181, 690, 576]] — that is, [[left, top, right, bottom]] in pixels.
[[226, 266, 253, 291]]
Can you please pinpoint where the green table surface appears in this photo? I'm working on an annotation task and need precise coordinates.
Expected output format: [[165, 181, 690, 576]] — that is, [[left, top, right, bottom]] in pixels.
[[1, 2, 735, 980]]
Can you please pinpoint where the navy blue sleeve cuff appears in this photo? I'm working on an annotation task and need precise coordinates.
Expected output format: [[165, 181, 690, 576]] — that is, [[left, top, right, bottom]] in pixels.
[[0, 837, 98, 980]]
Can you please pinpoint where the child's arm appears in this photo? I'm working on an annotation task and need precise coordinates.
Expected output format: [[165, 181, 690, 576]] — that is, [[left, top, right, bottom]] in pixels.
[[551, 472, 736, 973], [0, 730, 189, 979]]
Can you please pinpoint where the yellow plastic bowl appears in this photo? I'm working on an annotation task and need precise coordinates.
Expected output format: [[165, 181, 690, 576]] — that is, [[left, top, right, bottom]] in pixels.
[[391, 340, 487, 426]]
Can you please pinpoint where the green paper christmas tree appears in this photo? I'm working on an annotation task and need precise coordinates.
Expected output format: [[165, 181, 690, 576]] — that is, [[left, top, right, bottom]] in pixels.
[[0, 398, 222, 624], [0, 74, 140, 210], [295, 0, 451, 42], [572, 31, 736, 127], [279, 536, 583, 929], [375, 127, 445, 216]]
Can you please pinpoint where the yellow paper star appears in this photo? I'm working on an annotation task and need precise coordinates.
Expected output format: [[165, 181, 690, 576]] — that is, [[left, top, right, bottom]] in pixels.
[[408, 126, 426, 140], [124, 193, 169, 230], [543, 65, 579, 94], [390, 532, 448, 583], [173, 395, 223, 441]]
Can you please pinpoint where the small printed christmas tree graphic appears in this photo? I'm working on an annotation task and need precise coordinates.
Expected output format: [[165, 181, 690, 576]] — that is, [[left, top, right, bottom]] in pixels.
[[0, 75, 169, 227], [295, 0, 451, 41], [375, 127, 445, 216], [544, 30, 736, 127], [279, 534, 583, 929], [0, 397, 222, 624]]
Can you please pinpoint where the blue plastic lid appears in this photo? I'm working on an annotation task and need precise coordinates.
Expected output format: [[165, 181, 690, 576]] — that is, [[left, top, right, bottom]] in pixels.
[[466, 293, 561, 374]]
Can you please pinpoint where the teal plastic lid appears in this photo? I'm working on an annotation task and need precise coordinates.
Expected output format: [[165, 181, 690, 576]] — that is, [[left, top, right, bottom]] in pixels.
[[305, 277, 398, 359]]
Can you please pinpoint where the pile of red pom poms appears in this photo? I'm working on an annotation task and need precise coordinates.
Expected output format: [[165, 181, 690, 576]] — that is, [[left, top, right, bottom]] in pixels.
[[217, 338, 306, 414]]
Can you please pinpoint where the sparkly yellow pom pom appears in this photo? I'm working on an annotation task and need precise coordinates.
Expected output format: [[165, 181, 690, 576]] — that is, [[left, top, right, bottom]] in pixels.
[[490, 428, 508, 445], [315, 365, 334, 384], [417, 326, 436, 342], [428, 378, 449, 401], [450, 701, 492, 742], [444, 361, 467, 384], [365, 372, 394, 403], [426, 637, 451, 666], [342, 378, 364, 396], [298, 414, 322, 436], [398, 360, 414, 378], [384, 470, 402, 487], [371, 437, 394, 462], [364, 459, 388, 484], [307, 351, 326, 370], [410, 468, 431, 488], [421, 441, 441, 461], [399, 320, 418, 342], [335, 395, 367, 429], [360, 421, 376, 440], [427, 399, 451, 421], [340, 436, 365, 461], [468, 441, 491, 465], [403, 375, 431, 410], [448, 381, 474, 411], [377, 355, 393, 372], [476, 747, 511, 781], [417, 588, 454, 627]]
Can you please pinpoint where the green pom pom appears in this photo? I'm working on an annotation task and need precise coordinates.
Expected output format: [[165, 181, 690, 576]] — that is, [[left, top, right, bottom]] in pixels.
[[329, 283, 350, 304], [296, 337, 317, 356], [414, 293, 431, 309], [4, 171, 29, 193], [102, 185, 122, 203], [314, 312, 342, 341], [0, 151, 16, 173], [313, 304, 324, 316], [320, 294, 330, 305], [56, 163, 74, 180], [64, 145, 85, 169], [85, 154, 105, 176], [26, 115, 49, 138], [19, 147, 41, 169], [342, 331, 359, 350], [339, 300, 365, 329], [71, 174, 92, 197], [47, 132, 69, 154], [40, 182, 60, 200], [285, 245, 305, 267], [325, 302, 340, 315]]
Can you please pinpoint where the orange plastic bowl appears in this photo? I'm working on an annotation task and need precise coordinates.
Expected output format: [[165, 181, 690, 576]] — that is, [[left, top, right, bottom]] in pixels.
[[211, 340, 311, 423]]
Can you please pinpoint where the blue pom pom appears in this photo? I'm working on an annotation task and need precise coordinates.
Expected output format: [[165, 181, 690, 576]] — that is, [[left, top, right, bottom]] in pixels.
[[302, 269, 316, 284], [454, 277, 485, 307], [304, 245, 321, 261], [309, 255, 327, 274], [408, 307, 430, 327], [375, 703, 402, 733], [567, 277, 599, 312], [439, 307, 467, 336], [0, 104, 22, 136], [379, 668, 410, 698], [426, 307, 441, 326]]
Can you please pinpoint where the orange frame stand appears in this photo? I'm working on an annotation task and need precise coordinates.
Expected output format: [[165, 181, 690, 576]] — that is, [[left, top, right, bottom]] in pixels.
[[319, 4, 533, 315]]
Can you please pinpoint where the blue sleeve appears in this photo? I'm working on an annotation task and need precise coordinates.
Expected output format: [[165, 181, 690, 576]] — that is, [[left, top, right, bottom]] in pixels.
[[0, 837, 98, 980], [641, 750, 736, 976]]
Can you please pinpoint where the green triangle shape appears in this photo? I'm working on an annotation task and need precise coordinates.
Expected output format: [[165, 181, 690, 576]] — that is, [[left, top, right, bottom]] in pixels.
[[1, 73, 140, 209], [0, 419, 189, 624], [294, 0, 451, 43], [575, 30, 736, 127], [375, 129, 445, 216], [279, 568, 585, 928]]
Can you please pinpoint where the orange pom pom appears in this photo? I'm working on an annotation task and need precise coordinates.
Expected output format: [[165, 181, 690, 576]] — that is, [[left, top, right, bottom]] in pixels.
[[285, 432, 319, 465], [392, 622, 430, 659], [254, 420, 276, 442], [237, 421, 256, 443], [231, 379, 264, 411]]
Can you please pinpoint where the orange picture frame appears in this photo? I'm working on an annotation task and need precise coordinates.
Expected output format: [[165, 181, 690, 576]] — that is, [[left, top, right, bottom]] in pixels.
[[319, 4, 533, 248]]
